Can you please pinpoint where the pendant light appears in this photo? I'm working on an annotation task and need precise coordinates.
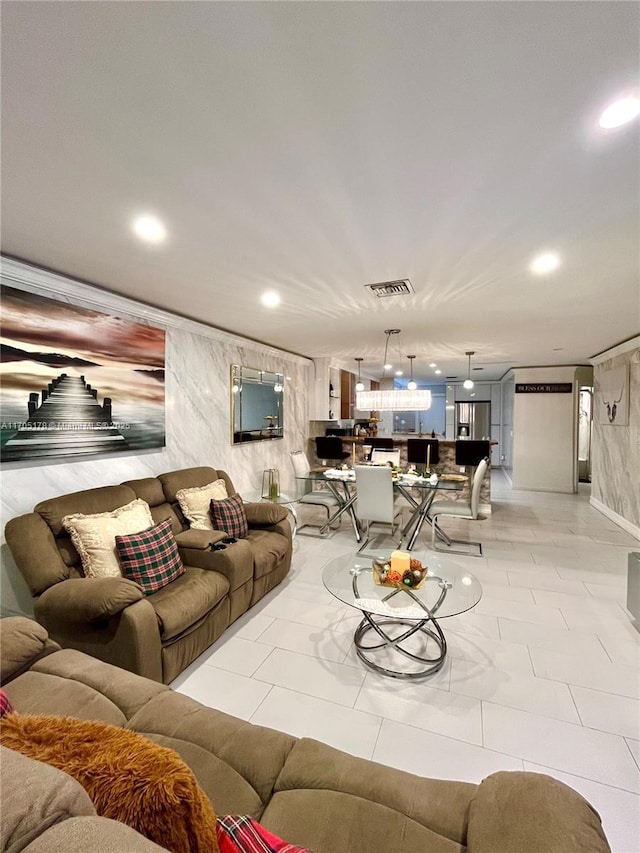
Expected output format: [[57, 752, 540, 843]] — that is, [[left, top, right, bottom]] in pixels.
[[382, 328, 399, 372], [407, 355, 417, 391], [463, 351, 475, 390], [355, 330, 432, 412], [354, 357, 365, 392]]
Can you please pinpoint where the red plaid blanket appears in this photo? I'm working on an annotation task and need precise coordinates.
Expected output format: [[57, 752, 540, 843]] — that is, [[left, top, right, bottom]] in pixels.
[[0, 689, 13, 718], [217, 815, 311, 853]]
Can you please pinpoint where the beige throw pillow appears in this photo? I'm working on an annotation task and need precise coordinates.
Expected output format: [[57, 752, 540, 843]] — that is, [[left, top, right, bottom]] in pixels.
[[176, 479, 228, 530], [63, 499, 155, 578]]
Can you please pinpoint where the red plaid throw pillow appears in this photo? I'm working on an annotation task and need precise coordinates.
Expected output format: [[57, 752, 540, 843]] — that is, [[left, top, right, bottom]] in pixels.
[[216, 815, 310, 853], [0, 689, 13, 717], [116, 518, 185, 595], [210, 494, 249, 539]]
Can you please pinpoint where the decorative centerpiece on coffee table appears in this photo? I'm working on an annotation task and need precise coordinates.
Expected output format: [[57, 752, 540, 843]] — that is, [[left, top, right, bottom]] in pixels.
[[372, 550, 427, 589]]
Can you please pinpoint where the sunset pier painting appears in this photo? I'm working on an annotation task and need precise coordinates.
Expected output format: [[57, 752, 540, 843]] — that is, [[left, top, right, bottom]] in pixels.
[[1, 285, 165, 463]]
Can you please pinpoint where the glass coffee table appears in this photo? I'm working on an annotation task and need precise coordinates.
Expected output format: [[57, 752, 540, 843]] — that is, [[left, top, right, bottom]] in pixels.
[[323, 549, 482, 679]]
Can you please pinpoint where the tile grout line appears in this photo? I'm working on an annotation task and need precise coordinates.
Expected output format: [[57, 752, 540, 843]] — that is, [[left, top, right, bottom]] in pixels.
[[247, 684, 275, 722], [566, 683, 585, 728], [624, 739, 640, 773]]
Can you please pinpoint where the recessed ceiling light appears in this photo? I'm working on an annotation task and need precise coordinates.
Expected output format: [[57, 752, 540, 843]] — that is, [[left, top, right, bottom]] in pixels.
[[260, 291, 281, 308], [599, 96, 640, 129], [132, 214, 167, 244], [395, 370, 403, 376], [384, 363, 393, 370], [529, 251, 561, 275], [434, 369, 442, 375], [429, 363, 437, 368]]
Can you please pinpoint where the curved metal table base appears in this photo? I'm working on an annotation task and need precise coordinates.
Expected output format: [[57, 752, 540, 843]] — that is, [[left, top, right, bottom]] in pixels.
[[354, 614, 447, 679], [350, 571, 451, 679]]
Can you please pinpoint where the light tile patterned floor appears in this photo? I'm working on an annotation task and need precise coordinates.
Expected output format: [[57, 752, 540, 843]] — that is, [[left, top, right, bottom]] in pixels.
[[172, 472, 640, 852]]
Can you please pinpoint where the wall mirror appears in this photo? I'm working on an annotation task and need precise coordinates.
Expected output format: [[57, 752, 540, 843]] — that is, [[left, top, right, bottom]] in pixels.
[[231, 365, 284, 444]]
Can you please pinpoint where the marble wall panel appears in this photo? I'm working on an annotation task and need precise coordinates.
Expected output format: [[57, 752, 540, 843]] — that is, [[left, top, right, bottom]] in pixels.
[[592, 345, 640, 533], [0, 260, 312, 615]]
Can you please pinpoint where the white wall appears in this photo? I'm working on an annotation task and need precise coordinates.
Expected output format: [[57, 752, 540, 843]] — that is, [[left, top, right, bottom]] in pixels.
[[511, 366, 581, 493], [0, 258, 312, 616], [501, 373, 514, 480], [591, 337, 640, 539]]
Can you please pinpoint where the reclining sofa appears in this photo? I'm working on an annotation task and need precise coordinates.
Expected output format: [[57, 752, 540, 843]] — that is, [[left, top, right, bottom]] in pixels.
[[0, 617, 611, 853], [5, 467, 292, 684]]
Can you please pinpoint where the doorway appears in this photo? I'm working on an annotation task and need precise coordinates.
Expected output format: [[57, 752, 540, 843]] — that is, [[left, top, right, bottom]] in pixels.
[[578, 386, 593, 483]]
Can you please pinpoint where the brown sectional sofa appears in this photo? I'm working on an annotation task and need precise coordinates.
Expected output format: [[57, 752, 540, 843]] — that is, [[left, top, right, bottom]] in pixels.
[[1, 617, 611, 853], [5, 467, 292, 684]]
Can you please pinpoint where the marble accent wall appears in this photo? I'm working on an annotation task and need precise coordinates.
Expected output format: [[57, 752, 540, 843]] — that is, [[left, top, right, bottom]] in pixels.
[[591, 342, 640, 536], [0, 259, 312, 616]]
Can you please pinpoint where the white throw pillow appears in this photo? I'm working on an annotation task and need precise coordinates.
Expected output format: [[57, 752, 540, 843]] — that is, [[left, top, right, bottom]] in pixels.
[[63, 499, 155, 578], [175, 479, 228, 530]]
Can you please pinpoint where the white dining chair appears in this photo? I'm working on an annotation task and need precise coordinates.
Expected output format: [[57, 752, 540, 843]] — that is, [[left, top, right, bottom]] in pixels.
[[370, 448, 401, 466], [354, 465, 403, 552], [428, 457, 489, 556], [290, 451, 340, 535]]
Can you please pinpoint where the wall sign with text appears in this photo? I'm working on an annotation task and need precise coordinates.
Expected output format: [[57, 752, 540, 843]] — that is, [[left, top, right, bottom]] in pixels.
[[515, 383, 573, 394]]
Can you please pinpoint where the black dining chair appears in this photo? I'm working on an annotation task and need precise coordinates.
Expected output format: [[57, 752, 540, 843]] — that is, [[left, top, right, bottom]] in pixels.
[[315, 436, 350, 466], [407, 438, 440, 469], [455, 440, 491, 467]]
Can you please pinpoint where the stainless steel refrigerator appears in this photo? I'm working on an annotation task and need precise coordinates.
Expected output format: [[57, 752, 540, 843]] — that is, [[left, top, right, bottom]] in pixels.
[[455, 401, 491, 440]]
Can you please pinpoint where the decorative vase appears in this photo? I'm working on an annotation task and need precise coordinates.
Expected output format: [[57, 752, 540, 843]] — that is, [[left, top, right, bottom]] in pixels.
[[261, 468, 280, 500]]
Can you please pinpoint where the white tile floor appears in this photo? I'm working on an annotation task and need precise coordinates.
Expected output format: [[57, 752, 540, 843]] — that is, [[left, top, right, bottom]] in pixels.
[[172, 472, 640, 853]]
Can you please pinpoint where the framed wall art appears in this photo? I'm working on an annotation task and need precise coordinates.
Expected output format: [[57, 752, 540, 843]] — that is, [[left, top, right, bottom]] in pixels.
[[1, 285, 166, 462], [596, 364, 629, 426]]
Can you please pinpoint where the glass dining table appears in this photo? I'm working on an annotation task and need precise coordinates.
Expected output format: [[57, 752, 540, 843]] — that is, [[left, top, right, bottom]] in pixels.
[[294, 468, 466, 549]]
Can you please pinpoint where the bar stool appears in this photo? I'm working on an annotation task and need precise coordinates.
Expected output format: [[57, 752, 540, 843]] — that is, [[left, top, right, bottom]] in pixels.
[[369, 438, 395, 450], [407, 438, 439, 471], [455, 439, 490, 467], [315, 436, 350, 466]]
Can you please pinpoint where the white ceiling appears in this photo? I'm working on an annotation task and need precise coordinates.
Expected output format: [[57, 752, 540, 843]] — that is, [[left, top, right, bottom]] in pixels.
[[1, 1, 639, 382]]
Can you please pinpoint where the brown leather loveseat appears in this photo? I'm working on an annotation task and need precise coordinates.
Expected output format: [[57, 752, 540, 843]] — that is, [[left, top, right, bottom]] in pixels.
[[5, 466, 292, 684]]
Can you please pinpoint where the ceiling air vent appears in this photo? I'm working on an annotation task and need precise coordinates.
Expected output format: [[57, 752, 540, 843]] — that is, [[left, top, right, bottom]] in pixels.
[[364, 279, 414, 298]]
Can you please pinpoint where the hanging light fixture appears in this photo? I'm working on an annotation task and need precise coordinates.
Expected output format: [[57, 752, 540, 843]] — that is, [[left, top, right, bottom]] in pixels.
[[356, 330, 432, 412], [407, 355, 417, 391], [463, 351, 475, 390], [354, 357, 365, 392], [382, 328, 399, 372]]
